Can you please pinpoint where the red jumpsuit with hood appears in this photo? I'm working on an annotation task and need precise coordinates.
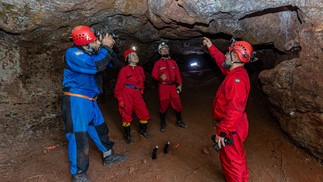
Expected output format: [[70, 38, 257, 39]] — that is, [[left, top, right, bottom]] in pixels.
[[152, 57, 183, 113], [209, 45, 250, 182], [114, 65, 150, 123]]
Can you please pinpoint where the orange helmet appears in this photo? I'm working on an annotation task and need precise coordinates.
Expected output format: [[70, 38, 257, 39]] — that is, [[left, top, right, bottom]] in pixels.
[[123, 49, 135, 61], [71, 25, 97, 46], [229, 41, 253, 63]]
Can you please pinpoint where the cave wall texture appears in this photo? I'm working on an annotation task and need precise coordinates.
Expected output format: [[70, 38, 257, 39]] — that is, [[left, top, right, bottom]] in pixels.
[[0, 0, 322, 159]]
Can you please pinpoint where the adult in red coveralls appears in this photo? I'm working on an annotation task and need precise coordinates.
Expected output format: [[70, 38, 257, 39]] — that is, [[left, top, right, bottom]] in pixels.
[[203, 37, 255, 182], [152, 42, 187, 132], [114, 48, 150, 144]]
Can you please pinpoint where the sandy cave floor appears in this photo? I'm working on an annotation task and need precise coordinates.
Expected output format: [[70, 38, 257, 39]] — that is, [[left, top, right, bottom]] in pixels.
[[1, 74, 323, 182]]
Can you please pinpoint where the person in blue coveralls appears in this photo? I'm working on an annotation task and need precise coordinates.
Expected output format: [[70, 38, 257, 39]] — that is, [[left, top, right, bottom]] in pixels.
[[61, 25, 127, 182]]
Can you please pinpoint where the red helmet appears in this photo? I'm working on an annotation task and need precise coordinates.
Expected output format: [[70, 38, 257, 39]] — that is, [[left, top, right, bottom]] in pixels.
[[71, 25, 97, 46], [123, 49, 135, 60], [229, 41, 253, 63]]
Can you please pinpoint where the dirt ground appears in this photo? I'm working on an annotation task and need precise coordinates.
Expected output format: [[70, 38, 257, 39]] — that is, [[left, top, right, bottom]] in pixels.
[[1, 73, 323, 182]]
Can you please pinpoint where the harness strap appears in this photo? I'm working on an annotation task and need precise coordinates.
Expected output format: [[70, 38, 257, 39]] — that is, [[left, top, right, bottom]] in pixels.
[[63, 92, 97, 101], [160, 82, 176, 85], [124, 84, 140, 90]]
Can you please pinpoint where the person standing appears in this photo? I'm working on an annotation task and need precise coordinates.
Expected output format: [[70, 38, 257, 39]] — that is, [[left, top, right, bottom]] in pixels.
[[114, 48, 150, 144], [152, 42, 187, 132], [203, 37, 255, 182], [62, 25, 127, 182]]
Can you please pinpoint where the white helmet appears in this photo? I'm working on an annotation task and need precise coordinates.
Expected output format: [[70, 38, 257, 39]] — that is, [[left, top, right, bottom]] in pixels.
[[158, 42, 169, 54]]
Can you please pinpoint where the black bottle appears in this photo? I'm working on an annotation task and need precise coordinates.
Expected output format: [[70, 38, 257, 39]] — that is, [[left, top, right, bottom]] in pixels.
[[152, 145, 158, 159], [164, 141, 170, 154]]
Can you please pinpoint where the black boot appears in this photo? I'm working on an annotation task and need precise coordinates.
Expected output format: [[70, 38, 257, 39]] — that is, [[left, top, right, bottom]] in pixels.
[[123, 126, 133, 144], [139, 123, 149, 138], [160, 112, 166, 132], [175, 112, 188, 128]]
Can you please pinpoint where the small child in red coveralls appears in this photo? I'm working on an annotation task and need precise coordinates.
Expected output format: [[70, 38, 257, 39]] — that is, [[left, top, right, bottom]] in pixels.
[[115, 48, 150, 144]]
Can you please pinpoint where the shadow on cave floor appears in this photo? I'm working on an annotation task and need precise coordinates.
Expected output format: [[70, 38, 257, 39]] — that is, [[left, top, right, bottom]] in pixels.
[[2, 73, 323, 182]]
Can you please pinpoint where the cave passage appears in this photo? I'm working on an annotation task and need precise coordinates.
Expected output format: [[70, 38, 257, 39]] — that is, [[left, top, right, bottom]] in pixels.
[[1, 1, 323, 181], [89, 48, 322, 182]]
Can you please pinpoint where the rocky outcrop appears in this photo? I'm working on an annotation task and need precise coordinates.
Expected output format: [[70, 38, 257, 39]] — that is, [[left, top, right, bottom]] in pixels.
[[259, 58, 323, 159], [0, 0, 322, 159], [0, 38, 62, 148], [259, 15, 323, 159]]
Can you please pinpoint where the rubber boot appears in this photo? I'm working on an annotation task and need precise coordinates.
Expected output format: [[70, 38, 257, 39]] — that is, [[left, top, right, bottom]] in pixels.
[[103, 149, 127, 167], [175, 112, 188, 128], [139, 123, 149, 138], [123, 126, 133, 144], [160, 112, 166, 132]]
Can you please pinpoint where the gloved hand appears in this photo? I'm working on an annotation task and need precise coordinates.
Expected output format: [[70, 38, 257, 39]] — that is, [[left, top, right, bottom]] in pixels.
[[118, 99, 125, 108], [176, 85, 182, 94]]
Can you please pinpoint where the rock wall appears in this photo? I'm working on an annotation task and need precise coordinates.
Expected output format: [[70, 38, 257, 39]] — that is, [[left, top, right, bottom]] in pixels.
[[259, 13, 323, 159], [0, 37, 63, 148], [0, 0, 322, 159]]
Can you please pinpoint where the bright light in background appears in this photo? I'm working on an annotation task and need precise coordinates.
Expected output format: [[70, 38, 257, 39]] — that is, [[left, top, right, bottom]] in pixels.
[[132, 46, 136, 51], [190, 62, 199, 67]]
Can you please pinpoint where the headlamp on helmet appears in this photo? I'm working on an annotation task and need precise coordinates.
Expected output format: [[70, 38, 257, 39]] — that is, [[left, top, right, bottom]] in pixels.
[[123, 48, 136, 62], [158, 42, 169, 54]]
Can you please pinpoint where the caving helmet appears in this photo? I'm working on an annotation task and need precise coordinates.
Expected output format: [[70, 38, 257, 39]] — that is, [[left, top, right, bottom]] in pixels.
[[71, 25, 97, 46], [123, 49, 136, 62], [228, 41, 254, 63], [158, 42, 169, 54]]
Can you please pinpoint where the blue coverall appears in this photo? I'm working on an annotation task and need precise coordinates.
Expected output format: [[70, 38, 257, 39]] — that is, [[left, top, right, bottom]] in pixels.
[[61, 45, 118, 175]]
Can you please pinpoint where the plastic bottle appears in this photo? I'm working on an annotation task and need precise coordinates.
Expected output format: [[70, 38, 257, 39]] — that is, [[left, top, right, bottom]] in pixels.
[[152, 145, 158, 159], [163, 141, 170, 154]]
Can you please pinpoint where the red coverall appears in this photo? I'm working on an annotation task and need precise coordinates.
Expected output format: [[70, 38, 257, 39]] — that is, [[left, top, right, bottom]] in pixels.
[[114, 65, 150, 123], [152, 58, 183, 113], [209, 45, 250, 182]]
